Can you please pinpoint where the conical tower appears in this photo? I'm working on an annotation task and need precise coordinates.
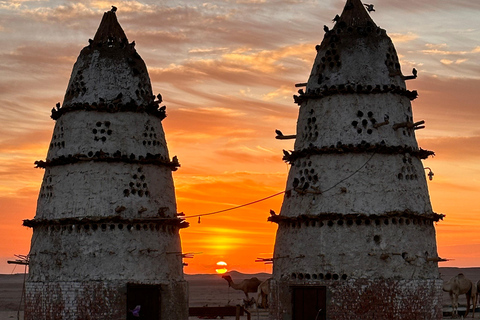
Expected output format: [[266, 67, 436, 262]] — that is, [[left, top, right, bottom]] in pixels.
[[24, 9, 189, 320], [269, 1, 443, 319]]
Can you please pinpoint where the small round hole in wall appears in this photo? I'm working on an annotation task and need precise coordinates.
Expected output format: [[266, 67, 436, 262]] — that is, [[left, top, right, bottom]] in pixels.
[[333, 274, 339, 280], [325, 273, 332, 280], [305, 274, 311, 280], [374, 235, 381, 244], [337, 220, 344, 226], [327, 221, 334, 227], [118, 224, 124, 230], [291, 273, 297, 279], [298, 273, 304, 280], [341, 274, 348, 280], [319, 273, 324, 280], [375, 219, 380, 225]]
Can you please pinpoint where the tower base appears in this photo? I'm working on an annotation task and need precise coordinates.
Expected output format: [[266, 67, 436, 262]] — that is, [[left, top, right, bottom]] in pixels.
[[25, 280, 188, 320], [270, 278, 443, 320]]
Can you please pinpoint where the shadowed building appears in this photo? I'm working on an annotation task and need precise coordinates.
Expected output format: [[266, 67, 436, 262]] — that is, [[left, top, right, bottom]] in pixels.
[[23, 9, 189, 319], [269, 0, 443, 319]]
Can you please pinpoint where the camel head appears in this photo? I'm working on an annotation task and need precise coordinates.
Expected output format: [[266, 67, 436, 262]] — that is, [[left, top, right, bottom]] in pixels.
[[222, 275, 233, 287]]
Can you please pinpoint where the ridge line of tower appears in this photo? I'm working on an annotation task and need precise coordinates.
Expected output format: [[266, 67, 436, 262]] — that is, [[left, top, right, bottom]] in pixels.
[[268, 210, 445, 224], [34, 153, 180, 171], [294, 84, 418, 105], [283, 143, 434, 163], [23, 216, 189, 229], [51, 100, 166, 121]]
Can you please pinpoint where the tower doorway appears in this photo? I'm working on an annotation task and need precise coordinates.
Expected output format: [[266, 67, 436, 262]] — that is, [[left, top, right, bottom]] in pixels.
[[292, 286, 326, 320], [127, 284, 161, 319]]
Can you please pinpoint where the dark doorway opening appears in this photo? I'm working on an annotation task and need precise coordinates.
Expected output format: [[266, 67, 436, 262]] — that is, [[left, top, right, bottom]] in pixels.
[[292, 286, 326, 320], [127, 283, 161, 320]]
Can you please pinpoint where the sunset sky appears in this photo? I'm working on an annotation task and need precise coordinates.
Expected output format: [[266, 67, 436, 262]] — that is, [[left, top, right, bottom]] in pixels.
[[0, 0, 479, 274]]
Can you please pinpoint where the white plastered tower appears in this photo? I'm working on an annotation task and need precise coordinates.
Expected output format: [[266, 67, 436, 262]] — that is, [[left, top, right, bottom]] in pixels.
[[24, 10, 189, 320], [269, 1, 443, 319]]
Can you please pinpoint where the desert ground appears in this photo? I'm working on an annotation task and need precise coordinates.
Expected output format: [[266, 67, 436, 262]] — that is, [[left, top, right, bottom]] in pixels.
[[0, 268, 478, 319]]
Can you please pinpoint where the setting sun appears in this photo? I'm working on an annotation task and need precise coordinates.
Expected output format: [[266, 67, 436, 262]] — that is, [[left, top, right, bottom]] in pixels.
[[215, 261, 228, 274]]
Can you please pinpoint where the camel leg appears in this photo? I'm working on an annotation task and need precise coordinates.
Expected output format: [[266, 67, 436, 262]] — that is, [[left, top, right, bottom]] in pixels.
[[472, 292, 476, 319], [465, 290, 471, 317], [451, 292, 458, 318]]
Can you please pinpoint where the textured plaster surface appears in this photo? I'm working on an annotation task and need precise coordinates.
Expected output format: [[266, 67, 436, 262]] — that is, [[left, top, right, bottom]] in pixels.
[[36, 162, 176, 219], [47, 111, 169, 160], [28, 226, 183, 281], [295, 94, 418, 151], [281, 153, 432, 215], [273, 221, 438, 279]]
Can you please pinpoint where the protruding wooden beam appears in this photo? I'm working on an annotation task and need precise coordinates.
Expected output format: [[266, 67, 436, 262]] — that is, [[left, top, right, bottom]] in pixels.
[[373, 120, 389, 128], [295, 83, 307, 87], [276, 135, 297, 140], [393, 120, 425, 130]]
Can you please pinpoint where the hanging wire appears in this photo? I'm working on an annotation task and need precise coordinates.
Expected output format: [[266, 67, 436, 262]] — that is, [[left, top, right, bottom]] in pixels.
[[183, 190, 286, 219], [321, 150, 377, 194], [183, 149, 377, 219]]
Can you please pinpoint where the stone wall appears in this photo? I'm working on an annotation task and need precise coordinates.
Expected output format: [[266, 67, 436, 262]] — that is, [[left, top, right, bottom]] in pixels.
[[270, 278, 443, 320], [25, 280, 188, 320]]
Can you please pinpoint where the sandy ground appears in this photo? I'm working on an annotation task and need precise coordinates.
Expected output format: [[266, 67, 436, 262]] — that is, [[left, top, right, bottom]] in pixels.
[[0, 268, 479, 319]]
